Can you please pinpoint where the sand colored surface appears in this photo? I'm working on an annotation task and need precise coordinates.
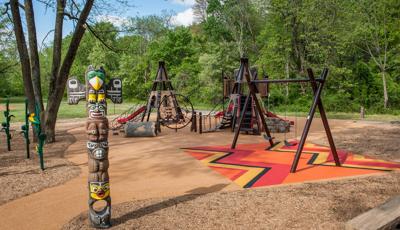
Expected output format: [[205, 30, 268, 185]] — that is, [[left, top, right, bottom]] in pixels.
[[0, 117, 396, 229]]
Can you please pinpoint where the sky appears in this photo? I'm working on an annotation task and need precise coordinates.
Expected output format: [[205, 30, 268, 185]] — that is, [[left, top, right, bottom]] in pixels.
[[33, 0, 196, 44]]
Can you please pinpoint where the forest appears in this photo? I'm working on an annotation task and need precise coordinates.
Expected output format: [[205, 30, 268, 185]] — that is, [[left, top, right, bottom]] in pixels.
[[1, 0, 400, 141]]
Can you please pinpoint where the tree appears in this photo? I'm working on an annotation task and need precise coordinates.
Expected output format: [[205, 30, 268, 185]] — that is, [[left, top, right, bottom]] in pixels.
[[45, 0, 94, 142], [203, 0, 261, 57], [0, 6, 21, 96], [193, 0, 207, 23], [351, 0, 399, 108], [9, 0, 36, 114], [7, 0, 95, 142]]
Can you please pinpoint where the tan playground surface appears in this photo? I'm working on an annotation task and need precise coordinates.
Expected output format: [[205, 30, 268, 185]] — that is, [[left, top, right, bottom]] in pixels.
[[1, 118, 400, 229]]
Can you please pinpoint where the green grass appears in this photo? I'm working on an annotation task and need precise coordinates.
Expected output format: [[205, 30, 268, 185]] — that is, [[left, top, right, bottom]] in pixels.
[[273, 111, 399, 121], [1, 100, 142, 122], [1, 99, 399, 123]]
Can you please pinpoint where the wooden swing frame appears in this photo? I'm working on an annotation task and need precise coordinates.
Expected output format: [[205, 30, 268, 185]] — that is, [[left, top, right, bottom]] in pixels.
[[231, 58, 341, 173]]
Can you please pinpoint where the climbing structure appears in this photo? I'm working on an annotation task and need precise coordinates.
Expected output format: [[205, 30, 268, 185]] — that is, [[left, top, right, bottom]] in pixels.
[[211, 65, 261, 134], [142, 61, 194, 131], [67, 66, 122, 228], [218, 62, 290, 134], [197, 60, 291, 134]]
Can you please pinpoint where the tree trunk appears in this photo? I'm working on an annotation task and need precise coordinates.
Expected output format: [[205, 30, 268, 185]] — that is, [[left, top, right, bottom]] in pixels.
[[10, 0, 35, 114], [44, 0, 65, 142], [25, 0, 44, 131], [45, 0, 95, 142], [382, 71, 388, 109], [285, 58, 289, 97], [124, 122, 157, 137], [47, 0, 65, 103]]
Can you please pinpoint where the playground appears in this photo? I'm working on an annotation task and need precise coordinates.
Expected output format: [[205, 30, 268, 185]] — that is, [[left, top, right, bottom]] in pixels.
[[3, 0, 400, 228], [0, 112, 400, 229], [1, 58, 400, 229]]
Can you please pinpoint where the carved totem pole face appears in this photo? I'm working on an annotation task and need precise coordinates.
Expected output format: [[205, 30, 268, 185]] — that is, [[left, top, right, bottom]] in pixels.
[[86, 66, 112, 228], [67, 65, 122, 228]]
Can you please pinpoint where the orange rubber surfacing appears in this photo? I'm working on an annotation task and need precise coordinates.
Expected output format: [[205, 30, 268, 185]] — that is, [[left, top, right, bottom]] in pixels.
[[184, 140, 400, 188]]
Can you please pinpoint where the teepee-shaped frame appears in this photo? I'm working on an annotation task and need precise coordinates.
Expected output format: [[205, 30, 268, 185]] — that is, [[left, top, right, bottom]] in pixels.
[[141, 61, 193, 131], [221, 60, 264, 134]]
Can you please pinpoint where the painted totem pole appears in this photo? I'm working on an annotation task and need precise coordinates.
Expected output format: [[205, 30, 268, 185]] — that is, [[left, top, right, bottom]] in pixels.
[[67, 66, 122, 228]]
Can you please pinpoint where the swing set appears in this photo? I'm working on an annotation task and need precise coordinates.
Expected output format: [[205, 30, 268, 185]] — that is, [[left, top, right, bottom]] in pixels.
[[231, 58, 341, 173]]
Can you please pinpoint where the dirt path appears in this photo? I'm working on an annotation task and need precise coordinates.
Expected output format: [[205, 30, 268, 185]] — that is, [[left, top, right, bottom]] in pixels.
[[0, 118, 396, 229]]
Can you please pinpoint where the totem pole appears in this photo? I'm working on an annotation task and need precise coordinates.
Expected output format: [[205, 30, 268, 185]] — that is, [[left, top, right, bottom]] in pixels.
[[67, 66, 122, 228]]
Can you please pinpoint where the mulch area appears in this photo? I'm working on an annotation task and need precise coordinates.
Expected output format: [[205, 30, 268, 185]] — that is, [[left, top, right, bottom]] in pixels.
[[63, 121, 400, 229], [314, 123, 400, 161], [63, 172, 400, 229], [0, 128, 81, 205]]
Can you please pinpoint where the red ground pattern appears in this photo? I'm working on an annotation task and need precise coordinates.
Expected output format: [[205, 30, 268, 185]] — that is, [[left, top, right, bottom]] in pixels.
[[184, 140, 400, 188]]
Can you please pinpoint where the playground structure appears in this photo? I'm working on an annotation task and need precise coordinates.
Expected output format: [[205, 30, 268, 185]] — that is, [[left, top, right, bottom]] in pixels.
[[110, 104, 146, 132], [1, 98, 14, 151], [3, 61, 400, 230], [67, 66, 123, 228], [110, 61, 194, 135], [195, 64, 292, 135], [230, 58, 341, 173], [1, 98, 45, 169], [28, 103, 46, 170]]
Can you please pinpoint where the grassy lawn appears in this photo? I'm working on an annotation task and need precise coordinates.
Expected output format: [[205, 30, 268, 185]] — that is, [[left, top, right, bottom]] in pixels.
[[274, 111, 399, 121], [1, 100, 143, 122], [1, 98, 399, 123]]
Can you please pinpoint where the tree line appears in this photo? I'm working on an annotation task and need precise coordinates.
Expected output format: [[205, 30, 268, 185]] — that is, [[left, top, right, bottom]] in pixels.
[[1, 0, 399, 142]]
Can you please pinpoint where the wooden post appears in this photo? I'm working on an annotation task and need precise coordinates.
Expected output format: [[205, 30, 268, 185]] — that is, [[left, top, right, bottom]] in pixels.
[[199, 112, 203, 134], [231, 93, 251, 149], [290, 68, 336, 173], [360, 106, 365, 119], [307, 68, 340, 167], [190, 111, 196, 132]]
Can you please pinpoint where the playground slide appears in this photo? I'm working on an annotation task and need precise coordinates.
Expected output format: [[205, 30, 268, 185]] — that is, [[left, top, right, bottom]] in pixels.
[[116, 106, 146, 124], [214, 104, 234, 118]]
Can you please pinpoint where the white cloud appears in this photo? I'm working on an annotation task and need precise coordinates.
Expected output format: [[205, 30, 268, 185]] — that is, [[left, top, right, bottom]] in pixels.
[[170, 0, 196, 6], [171, 8, 194, 26], [95, 15, 129, 27]]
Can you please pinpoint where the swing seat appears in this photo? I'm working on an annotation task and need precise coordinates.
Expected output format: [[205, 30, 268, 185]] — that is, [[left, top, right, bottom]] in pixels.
[[284, 140, 297, 147], [263, 134, 275, 141]]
